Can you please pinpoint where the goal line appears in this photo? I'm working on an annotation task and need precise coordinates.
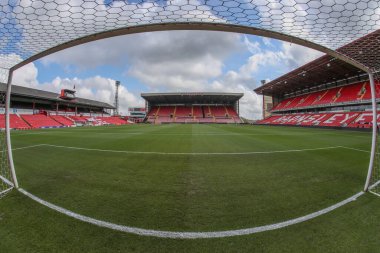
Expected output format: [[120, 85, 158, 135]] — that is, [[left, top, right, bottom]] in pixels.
[[18, 188, 364, 239]]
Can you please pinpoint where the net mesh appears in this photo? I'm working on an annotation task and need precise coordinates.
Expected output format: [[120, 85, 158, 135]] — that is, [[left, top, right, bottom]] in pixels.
[[0, 70, 13, 198], [1, 1, 380, 70]]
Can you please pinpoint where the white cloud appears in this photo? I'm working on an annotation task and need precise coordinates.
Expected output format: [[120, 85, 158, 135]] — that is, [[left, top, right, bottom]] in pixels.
[[240, 50, 282, 76], [243, 35, 261, 54], [42, 30, 242, 91], [241, 37, 323, 75], [45, 76, 143, 113], [0, 53, 24, 70], [12, 67, 143, 114], [13, 62, 39, 88], [15, 31, 323, 120], [200, 37, 323, 119], [262, 37, 273, 47], [13, 0, 225, 69], [278, 42, 323, 69], [211, 80, 263, 120]]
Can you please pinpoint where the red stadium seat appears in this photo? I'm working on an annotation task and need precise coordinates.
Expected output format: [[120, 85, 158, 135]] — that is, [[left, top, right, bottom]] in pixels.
[[50, 115, 74, 126], [0, 114, 31, 129], [21, 114, 62, 128], [272, 80, 380, 112]]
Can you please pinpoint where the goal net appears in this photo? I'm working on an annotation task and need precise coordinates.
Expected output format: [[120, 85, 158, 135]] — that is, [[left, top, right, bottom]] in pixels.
[[369, 72, 380, 197], [0, 70, 13, 198]]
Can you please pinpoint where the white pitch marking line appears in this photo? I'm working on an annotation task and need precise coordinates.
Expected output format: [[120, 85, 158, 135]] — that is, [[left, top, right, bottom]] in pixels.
[[37, 144, 342, 155], [0, 144, 45, 153], [18, 188, 365, 239], [338, 146, 371, 153], [11, 132, 50, 136], [13, 144, 46, 151]]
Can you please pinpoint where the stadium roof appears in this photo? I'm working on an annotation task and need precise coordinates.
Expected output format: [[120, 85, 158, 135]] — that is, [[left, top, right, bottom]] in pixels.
[[254, 30, 380, 96], [0, 83, 114, 109], [141, 92, 243, 104]]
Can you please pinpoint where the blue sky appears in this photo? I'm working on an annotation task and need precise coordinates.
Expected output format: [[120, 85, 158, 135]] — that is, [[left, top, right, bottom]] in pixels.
[[12, 31, 322, 119]]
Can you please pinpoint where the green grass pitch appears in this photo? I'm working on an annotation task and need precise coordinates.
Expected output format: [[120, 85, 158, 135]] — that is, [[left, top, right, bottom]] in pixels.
[[1, 124, 380, 252]]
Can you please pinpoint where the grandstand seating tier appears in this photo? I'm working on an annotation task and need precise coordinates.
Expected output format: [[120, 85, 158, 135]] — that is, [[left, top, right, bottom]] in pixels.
[[193, 106, 203, 118], [21, 114, 62, 128], [175, 106, 192, 117], [50, 115, 74, 126], [0, 114, 31, 129], [271, 81, 380, 111], [0, 114, 129, 129], [146, 105, 240, 124]]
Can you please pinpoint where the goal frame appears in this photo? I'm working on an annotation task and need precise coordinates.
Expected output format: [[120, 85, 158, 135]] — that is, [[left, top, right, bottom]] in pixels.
[[1, 22, 378, 194]]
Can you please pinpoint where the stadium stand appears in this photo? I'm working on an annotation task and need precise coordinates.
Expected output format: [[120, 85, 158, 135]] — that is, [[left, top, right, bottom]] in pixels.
[[96, 116, 128, 125], [50, 115, 75, 126], [175, 106, 192, 117], [0, 83, 130, 129], [271, 81, 380, 112], [142, 93, 243, 124], [0, 114, 31, 129], [255, 34, 380, 131], [69, 115, 89, 123], [193, 106, 203, 118], [210, 106, 227, 117], [21, 114, 62, 128]]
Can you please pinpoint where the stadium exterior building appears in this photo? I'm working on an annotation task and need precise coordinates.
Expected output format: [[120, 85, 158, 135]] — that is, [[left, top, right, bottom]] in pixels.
[[142, 92, 243, 124], [0, 82, 129, 129]]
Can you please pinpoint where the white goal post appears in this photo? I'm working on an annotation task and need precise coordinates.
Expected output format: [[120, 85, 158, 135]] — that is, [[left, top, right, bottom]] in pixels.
[[0, 69, 16, 198], [365, 71, 380, 196]]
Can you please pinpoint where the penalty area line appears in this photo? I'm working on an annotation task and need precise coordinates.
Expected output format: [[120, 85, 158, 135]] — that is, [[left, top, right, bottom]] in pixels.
[[12, 144, 46, 151], [18, 188, 364, 239], [0, 144, 46, 153], [37, 144, 342, 155], [338, 146, 370, 153]]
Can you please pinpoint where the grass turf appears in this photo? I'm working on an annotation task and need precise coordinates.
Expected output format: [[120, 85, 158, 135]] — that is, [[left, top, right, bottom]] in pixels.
[[0, 124, 379, 252]]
